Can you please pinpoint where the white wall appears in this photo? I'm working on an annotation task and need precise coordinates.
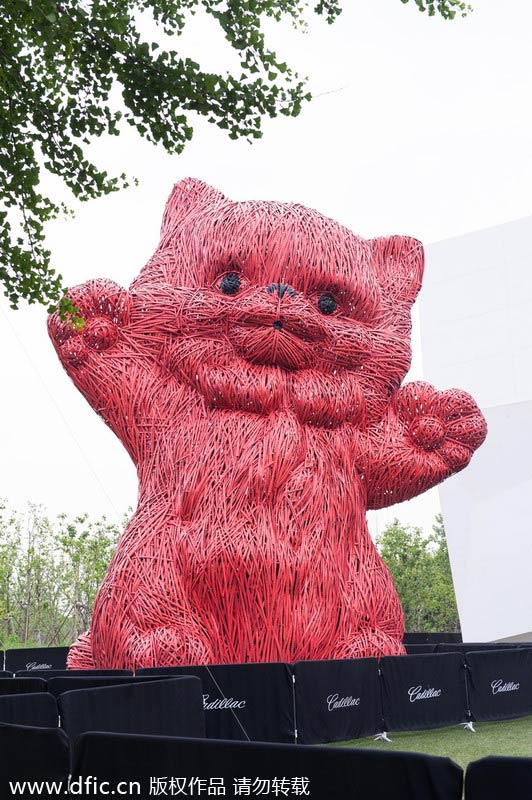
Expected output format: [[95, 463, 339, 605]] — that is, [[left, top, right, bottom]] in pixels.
[[421, 218, 532, 641]]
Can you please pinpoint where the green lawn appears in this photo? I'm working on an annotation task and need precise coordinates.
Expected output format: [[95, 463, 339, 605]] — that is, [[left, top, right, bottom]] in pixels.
[[334, 716, 532, 770]]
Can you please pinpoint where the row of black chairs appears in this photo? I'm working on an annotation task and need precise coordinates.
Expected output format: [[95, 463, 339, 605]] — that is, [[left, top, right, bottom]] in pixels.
[[0, 674, 162, 697], [0, 677, 205, 740], [2, 649, 532, 744], [0, 721, 529, 800], [0, 633, 463, 672], [0, 638, 525, 674]]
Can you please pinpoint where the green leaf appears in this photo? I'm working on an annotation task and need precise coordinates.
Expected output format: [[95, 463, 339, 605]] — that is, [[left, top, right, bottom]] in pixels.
[[0, 0, 467, 310]]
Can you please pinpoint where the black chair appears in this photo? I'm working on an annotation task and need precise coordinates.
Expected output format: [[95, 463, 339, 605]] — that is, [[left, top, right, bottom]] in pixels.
[[47, 675, 163, 698], [138, 662, 295, 742], [0, 678, 47, 696], [465, 648, 532, 722], [15, 669, 132, 678], [293, 658, 381, 744], [403, 633, 462, 645], [465, 756, 532, 799], [5, 647, 69, 673], [0, 722, 69, 798], [59, 677, 205, 741], [72, 731, 464, 800], [0, 693, 58, 727], [405, 643, 437, 654], [435, 643, 520, 655], [380, 653, 467, 732]]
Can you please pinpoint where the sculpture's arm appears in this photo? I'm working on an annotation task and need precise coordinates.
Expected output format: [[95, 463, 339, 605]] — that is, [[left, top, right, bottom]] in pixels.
[[362, 381, 487, 509], [48, 279, 160, 461]]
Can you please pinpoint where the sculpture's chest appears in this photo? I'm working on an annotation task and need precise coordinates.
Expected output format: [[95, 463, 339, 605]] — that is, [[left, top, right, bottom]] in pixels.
[[151, 409, 366, 526]]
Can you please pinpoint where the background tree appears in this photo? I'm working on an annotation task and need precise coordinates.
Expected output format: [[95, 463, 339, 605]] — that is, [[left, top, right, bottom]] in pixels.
[[54, 511, 122, 638], [0, 0, 472, 314], [376, 514, 460, 632], [0, 501, 123, 649]]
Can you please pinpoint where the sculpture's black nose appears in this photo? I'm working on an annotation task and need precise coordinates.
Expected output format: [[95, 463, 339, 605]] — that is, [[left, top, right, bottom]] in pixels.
[[267, 283, 297, 299]]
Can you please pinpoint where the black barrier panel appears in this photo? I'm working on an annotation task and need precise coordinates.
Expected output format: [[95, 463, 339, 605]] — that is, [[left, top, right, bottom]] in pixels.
[[59, 677, 205, 741], [293, 658, 380, 744], [435, 643, 520, 655], [0, 653, 3, 670], [138, 663, 295, 743], [72, 731, 464, 800], [0, 693, 58, 727], [380, 653, 467, 732], [15, 669, 132, 678], [0, 678, 47, 695], [47, 676, 165, 698], [6, 648, 69, 672], [406, 644, 437, 655], [0, 672, 13, 679], [404, 633, 462, 645], [0, 723, 70, 797], [465, 756, 532, 800], [466, 648, 532, 722]]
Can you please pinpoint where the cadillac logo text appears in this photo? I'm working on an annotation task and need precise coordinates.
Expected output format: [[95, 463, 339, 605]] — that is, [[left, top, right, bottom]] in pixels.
[[203, 694, 246, 710], [326, 694, 361, 711], [491, 679, 520, 695], [408, 686, 442, 703]]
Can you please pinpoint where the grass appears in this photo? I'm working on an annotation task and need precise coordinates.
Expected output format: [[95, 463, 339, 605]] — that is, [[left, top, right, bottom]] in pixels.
[[334, 715, 532, 770]]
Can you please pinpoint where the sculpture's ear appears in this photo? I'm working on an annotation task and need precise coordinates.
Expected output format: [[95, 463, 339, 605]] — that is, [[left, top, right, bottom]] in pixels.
[[160, 178, 227, 238], [369, 235, 424, 306]]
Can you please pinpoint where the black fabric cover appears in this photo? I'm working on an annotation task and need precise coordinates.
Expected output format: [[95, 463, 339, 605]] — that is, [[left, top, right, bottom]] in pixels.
[[406, 644, 437, 655], [465, 756, 532, 800], [59, 677, 205, 741], [435, 643, 520, 655], [15, 669, 132, 678], [380, 654, 467, 731], [293, 658, 381, 744], [0, 693, 58, 728], [138, 662, 295, 743], [6, 647, 69, 672], [0, 723, 70, 798], [0, 678, 47, 695], [72, 731, 463, 800], [466, 648, 532, 722], [47, 675, 162, 698], [404, 633, 462, 644]]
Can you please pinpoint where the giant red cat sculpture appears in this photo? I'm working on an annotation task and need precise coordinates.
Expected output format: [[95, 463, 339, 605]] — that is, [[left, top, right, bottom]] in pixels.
[[48, 179, 487, 669]]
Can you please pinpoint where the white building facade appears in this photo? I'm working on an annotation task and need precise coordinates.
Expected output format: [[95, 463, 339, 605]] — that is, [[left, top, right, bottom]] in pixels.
[[421, 218, 532, 641]]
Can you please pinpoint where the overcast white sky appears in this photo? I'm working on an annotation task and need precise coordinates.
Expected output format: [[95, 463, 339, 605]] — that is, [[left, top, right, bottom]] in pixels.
[[2, 0, 532, 536]]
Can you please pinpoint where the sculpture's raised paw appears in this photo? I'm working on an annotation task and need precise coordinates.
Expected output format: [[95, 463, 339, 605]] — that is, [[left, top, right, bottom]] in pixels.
[[395, 381, 487, 470], [48, 279, 131, 368]]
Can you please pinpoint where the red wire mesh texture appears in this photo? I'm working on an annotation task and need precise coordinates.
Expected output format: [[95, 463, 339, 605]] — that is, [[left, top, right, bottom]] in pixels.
[[48, 179, 487, 670]]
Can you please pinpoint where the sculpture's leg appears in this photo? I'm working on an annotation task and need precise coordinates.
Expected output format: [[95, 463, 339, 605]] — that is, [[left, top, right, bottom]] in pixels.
[[130, 625, 214, 668], [81, 615, 214, 670], [89, 568, 215, 669], [89, 619, 214, 670], [67, 630, 95, 669], [332, 628, 405, 659], [325, 531, 405, 659]]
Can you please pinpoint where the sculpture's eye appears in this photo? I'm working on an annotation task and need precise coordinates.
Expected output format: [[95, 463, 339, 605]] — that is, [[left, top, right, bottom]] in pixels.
[[220, 272, 241, 295], [317, 293, 337, 315]]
